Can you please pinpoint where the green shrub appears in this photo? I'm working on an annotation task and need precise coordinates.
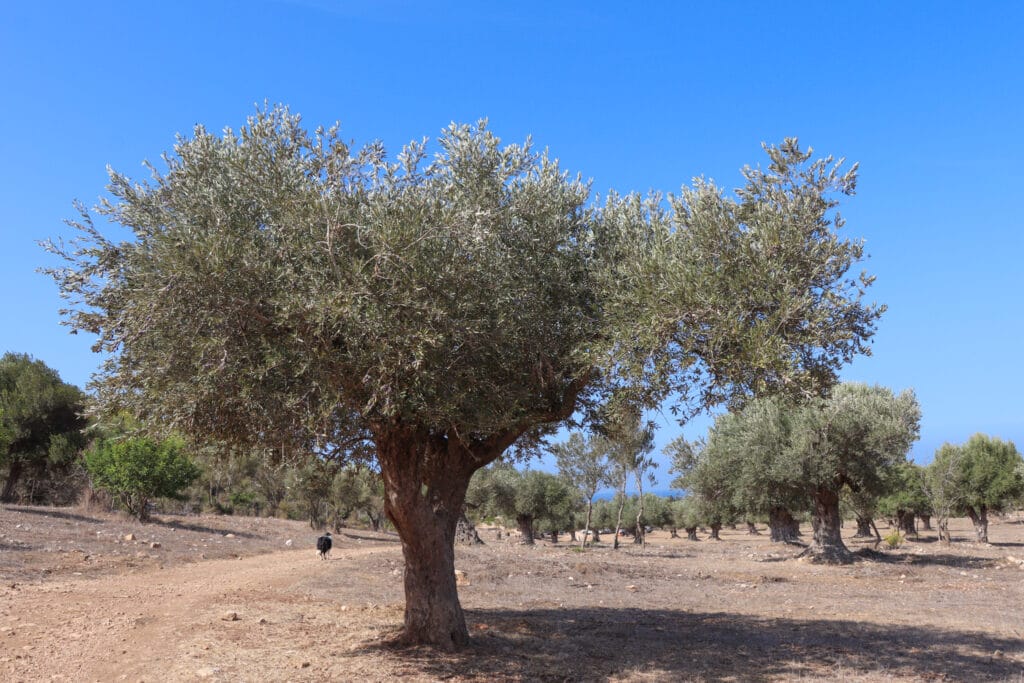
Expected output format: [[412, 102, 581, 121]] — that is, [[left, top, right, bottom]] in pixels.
[[84, 436, 201, 521], [883, 530, 903, 549]]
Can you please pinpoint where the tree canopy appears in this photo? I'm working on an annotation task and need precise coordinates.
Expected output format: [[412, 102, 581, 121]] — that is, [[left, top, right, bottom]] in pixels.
[[930, 434, 1024, 542], [84, 435, 201, 521], [45, 106, 883, 648], [674, 383, 920, 561], [0, 352, 87, 503]]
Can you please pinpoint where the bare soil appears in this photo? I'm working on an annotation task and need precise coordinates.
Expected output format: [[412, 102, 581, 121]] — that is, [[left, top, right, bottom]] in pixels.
[[1, 506, 1023, 682]]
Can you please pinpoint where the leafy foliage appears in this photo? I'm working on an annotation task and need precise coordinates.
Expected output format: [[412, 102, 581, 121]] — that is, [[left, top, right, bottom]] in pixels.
[[44, 107, 882, 460], [468, 464, 576, 540], [84, 436, 201, 520], [674, 383, 920, 557], [44, 106, 885, 645], [929, 434, 1024, 543], [876, 461, 931, 520], [950, 434, 1024, 513], [0, 353, 87, 503]]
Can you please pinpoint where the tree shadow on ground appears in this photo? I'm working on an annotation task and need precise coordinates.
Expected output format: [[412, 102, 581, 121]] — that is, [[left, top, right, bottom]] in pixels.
[[363, 607, 1024, 682], [0, 541, 32, 552], [149, 517, 262, 539], [5, 506, 105, 525], [855, 548, 998, 570], [339, 531, 401, 544]]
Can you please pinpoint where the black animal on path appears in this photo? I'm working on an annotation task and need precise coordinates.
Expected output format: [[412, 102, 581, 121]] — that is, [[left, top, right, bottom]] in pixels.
[[317, 532, 332, 560]]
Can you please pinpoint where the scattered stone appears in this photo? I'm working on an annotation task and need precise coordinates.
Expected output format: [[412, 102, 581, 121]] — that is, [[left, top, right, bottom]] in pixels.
[[221, 611, 240, 622], [225, 533, 235, 539], [455, 569, 470, 586], [626, 584, 639, 592], [195, 667, 218, 679], [150, 542, 161, 549], [299, 661, 311, 669], [124, 534, 136, 542], [258, 617, 268, 625], [285, 539, 293, 547]]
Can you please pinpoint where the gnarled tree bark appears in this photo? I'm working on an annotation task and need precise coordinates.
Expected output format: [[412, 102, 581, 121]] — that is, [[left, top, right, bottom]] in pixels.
[[375, 425, 482, 650], [516, 515, 536, 545], [853, 515, 874, 538], [768, 506, 802, 543], [965, 505, 990, 543], [803, 487, 853, 563], [455, 511, 483, 546]]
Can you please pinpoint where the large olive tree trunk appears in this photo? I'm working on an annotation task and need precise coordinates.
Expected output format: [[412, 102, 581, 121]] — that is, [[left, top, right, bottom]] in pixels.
[[1, 461, 23, 503], [516, 515, 536, 545], [805, 487, 853, 563], [376, 428, 481, 651], [455, 511, 483, 546], [896, 509, 916, 537], [966, 505, 990, 543], [768, 506, 802, 543], [853, 515, 874, 538]]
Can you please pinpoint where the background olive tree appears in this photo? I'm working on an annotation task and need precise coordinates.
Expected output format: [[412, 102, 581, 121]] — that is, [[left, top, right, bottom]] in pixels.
[[84, 436, 201, 521], [551, 432, 613, 547], [0, 353, 87, 504], [930, 435, 1023, 543]]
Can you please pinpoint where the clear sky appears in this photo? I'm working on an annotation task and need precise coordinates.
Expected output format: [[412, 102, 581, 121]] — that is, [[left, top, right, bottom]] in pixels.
[[2, 2, 1022, 488]]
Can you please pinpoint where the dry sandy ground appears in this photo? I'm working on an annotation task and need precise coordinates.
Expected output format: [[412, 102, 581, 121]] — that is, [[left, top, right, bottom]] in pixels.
[[1, 506, 1023, 682]]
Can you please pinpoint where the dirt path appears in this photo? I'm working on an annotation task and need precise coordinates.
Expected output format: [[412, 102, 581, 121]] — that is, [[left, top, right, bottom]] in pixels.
[[0, 544, 397, 682], [2, 508, 1024, 681]]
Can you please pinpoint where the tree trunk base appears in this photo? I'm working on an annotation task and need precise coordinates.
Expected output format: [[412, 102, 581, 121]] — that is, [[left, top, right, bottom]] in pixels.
[[853, 516, 874, 538], [807, 488, 853, 564], [455, 512, 484, 546], [797, 543, 855, 564], [768, 507, 802, 544]]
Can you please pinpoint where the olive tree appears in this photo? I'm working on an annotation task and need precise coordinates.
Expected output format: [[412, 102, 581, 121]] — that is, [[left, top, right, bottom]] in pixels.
[[551, 432, 613, 546], [678, 384, 919, 561], [786, 383, 920, 561], [331, 465, 386, 531], [931, 435, 1024, 543], [0, 353, 87, 503], [668, 496, 703, 540], [84, 436, 201, 521], [670, 400, 807, 544], [45, 107, 881, 648], [469, 465, 575, 544], [603, 416, 656, 547], [876, 461, 931, 536], [670, 436, 737, 540]]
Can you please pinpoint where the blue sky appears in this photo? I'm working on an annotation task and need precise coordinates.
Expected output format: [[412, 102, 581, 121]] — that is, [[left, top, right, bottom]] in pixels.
[[2, 2, 1022, 487]]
